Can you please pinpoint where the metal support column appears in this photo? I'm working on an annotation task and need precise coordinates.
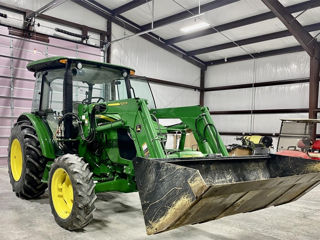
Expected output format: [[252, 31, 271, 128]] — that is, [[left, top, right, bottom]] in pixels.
[[309, 55, 320, 139], [200, 69, 205, 106], [106, 20, 112, 63]]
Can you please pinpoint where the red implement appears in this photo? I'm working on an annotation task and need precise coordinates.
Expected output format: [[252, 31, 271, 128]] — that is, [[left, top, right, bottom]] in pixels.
[[276, 150, 320, 160]]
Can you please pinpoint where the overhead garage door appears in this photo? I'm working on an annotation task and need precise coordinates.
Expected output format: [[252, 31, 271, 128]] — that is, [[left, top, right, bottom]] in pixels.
[[0, 26, 102, 166]]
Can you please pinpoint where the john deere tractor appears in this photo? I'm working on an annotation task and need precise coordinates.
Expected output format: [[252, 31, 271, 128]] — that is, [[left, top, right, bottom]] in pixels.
[[8, 57, 320, 234]]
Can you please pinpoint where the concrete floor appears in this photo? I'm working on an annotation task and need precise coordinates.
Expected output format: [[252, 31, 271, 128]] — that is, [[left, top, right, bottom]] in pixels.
[[1, 166, 320, 240]]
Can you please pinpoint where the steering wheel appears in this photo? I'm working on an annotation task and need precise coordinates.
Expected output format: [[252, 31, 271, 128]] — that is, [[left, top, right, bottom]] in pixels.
[[82, 97, 105, 104]]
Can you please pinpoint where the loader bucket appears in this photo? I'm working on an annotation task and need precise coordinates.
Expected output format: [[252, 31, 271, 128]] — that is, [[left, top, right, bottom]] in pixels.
[[133, 154, 320, 234]]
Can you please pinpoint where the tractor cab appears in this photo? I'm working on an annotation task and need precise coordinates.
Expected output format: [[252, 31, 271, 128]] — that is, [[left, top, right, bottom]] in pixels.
[[29, 56, 156, 114], [28, 56, 156, 144]]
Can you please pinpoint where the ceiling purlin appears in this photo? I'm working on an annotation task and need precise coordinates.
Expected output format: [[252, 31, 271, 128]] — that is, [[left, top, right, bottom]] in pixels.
[[74, 0, 207, 69], [166, 0, 320, 45], [187, 23, 320, 56], [113, 0, 152, 16]]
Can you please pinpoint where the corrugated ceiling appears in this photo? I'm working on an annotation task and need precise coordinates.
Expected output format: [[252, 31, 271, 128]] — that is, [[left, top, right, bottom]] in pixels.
[[95, 0, 319, 62]]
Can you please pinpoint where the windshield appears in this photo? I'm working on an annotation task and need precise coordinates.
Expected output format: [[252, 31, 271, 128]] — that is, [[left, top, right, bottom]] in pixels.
[[277, 121, 314, 151], [71, 62, 124, 84], [130, 78, 156, 109]]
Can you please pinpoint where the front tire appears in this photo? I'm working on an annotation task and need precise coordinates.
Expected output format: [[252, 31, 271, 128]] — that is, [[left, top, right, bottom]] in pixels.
[[8, 120, 47, 199], [49, 154, 96, 230]]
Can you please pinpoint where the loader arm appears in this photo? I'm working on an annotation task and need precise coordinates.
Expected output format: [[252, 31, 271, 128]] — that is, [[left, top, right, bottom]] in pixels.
[[81, 99, 228, 162], [152, 105, 228, 156]]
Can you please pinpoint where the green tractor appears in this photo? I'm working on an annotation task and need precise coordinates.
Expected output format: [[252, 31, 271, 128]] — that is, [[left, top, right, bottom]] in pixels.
[[8, 56, 320, 234]]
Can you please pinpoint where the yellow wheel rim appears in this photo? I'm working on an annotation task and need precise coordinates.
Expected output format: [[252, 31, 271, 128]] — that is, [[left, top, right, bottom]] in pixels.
[[10, 139, 23, 181], [51, 168, 74, 219]]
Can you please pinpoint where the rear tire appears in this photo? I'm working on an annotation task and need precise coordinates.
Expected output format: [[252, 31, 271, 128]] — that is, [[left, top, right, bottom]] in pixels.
[[8, 120, 47, 199], [49, 154, 96, 230]]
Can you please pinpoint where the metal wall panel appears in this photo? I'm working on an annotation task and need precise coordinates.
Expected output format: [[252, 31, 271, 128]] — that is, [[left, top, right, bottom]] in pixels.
[[150, 83, 200, 108], [111, 24, 201, 87], [0, 26, 102, 166], [205, 83, 310, 112], [205, 52, 310, 88], [205, 51, 311, 148]]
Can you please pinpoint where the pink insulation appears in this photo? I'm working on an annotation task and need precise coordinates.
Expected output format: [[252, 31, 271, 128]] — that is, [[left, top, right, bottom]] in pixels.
[[0, 26, 102, 165]]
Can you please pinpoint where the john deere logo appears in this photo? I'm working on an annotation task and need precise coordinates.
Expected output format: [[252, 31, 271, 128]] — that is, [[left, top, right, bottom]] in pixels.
[[107, 102, 128, 106], [136, 124, 142, 133]]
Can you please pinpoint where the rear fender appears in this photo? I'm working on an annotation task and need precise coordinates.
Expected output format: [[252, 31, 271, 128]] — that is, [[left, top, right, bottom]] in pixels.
[[17, 113, 56, 159]]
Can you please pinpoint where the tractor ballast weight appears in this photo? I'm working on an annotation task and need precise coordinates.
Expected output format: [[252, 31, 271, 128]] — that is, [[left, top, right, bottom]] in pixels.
[[7, 57, 320, 234]]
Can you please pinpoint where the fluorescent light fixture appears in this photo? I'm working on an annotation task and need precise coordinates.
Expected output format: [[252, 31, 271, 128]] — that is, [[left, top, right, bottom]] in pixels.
[[180, 21, 210, 33]]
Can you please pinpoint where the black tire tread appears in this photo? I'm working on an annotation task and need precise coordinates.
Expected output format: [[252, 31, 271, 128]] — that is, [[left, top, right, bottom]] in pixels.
[[49, 154, 96, 230], [8, 119, 47, 199]]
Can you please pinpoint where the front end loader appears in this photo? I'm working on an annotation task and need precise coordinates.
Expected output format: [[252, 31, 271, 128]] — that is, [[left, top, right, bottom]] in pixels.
[[7, 56, 320, 234]]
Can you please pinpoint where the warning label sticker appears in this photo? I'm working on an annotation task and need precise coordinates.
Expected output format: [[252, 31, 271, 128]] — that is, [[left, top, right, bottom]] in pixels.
[[142, 143, 149, 157]]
